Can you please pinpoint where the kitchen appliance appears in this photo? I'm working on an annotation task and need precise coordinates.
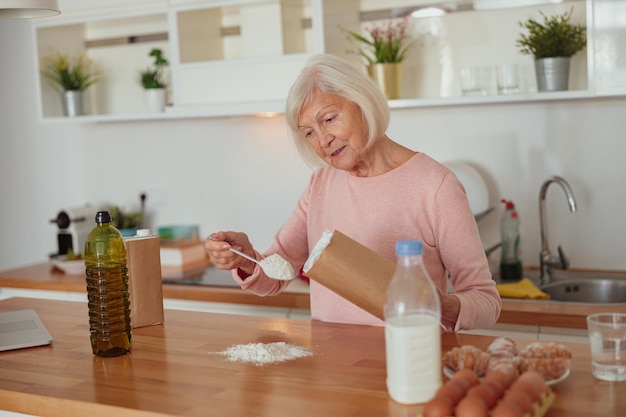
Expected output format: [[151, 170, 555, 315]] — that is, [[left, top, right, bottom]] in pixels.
[[49, 206, 96, 257]]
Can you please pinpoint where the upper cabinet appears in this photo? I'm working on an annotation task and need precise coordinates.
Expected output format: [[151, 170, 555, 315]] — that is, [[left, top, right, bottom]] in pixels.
[[32, 0, 626, 122], [169, 0, 314, 113]]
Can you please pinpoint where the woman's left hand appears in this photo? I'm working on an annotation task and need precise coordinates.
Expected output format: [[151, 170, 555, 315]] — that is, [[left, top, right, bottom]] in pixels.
[[439, 291, 461, 326]]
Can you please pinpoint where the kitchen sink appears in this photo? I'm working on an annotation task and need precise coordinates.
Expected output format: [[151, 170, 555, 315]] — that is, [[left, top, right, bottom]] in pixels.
[[539, 275, 626, 304]]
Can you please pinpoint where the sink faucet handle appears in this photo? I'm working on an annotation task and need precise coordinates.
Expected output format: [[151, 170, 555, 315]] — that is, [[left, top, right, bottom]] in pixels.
[[557, 245, 570, 270]]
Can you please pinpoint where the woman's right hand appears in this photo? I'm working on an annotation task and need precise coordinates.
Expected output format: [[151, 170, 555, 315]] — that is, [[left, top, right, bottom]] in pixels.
[[205, 231, 256, 276]]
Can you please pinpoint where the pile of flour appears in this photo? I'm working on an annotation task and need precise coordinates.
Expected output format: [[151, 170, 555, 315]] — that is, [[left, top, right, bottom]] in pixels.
[[213, 342, 312, 366], [260, 254, 295, 280]]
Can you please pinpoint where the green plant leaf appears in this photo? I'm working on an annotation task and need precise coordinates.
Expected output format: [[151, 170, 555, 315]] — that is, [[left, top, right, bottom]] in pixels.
[[41, 52, 100, 92], [140, 48, 169, 89], [516, 8, 586, 59]]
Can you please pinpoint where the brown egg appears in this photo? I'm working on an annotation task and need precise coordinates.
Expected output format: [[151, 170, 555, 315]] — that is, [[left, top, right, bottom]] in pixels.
[[518, 370, 549, 395], [481, 378, 505, 399], [455, 395, 488, 417], [467, 383, 499, 408], [435, 381, 465, 405], [491, 402, 524, 417], [448, 375, 472, 393], [454, 368, 480, 387], [509, 380, 540, 403], [423, 396, 455, 417], [502, 389, 534, 415], [484, 370, 515, 389]]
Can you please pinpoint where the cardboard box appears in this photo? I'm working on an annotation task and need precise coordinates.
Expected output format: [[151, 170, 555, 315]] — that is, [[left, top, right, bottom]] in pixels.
[[159, 240, 208, 266], [124, 233, 164, 328], [303, 230, 395, 320]]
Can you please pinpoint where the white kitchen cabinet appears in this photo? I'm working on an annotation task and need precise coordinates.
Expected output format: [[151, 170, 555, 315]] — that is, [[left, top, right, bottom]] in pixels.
[[589, 0, 626, 94], [168, 0, 316, 112], [31, 0, 626, 122]]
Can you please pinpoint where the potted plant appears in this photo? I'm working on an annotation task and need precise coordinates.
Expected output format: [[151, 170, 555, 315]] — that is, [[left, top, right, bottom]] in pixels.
[[108, 205, 144, 237], [41, 51, 100, 116], [140, 48, 169, 112], [343, 18, 413, 99], [516, 8, 586, 92]]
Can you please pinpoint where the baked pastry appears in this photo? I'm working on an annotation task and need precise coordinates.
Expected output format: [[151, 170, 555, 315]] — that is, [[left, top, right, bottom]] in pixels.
[[442, 345, 491, 376], [521, 357, 571, 380], [519, 342, 573, 359], [443, 340, 572, 381], [487, 337, 519, 357], [487, 355, 524, 380]]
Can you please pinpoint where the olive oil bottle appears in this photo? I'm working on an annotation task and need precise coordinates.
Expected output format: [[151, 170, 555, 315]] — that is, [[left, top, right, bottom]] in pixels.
[[84, 210, 131, 357]]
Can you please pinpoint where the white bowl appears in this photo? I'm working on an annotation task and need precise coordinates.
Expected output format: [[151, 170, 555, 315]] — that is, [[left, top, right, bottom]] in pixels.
[[51, 256, 85, 275]]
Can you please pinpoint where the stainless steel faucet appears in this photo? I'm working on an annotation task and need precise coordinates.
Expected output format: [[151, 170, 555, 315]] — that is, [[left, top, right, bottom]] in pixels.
[[539, 176, 577, 284]]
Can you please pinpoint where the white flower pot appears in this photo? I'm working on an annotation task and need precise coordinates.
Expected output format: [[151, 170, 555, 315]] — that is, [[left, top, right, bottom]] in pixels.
[[144, 88, 167, 113]]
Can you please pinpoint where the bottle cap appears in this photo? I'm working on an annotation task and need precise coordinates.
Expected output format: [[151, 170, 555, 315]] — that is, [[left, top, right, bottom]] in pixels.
[[500, 198, 515, 209], [395, 240, 423, 256], [136, 229, 151, 237], [95, 211, 111, 223]]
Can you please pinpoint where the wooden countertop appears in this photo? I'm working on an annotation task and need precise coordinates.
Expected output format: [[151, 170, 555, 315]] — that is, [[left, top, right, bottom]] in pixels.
[[2, 262, 626, 329], [0, 261, 311, 310], [0, 297, 624, 417], [499, 298, 626, 328]]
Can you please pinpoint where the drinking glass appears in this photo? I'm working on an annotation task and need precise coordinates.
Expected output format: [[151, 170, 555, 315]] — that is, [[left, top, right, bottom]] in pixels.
[[496, 64, 520, 95], [587, 313, 626, 381], [460, 67, 492, 97]]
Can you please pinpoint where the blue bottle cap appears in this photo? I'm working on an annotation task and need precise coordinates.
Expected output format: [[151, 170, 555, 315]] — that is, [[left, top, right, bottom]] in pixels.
[[395, 240, 423, 256]]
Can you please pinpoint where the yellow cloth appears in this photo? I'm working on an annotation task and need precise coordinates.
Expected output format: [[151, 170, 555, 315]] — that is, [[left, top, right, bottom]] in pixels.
[[496, 278, 550, 300]]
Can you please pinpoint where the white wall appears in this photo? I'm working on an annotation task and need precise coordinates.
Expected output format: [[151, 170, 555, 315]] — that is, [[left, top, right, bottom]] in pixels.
[[1, 18, 625, 273]]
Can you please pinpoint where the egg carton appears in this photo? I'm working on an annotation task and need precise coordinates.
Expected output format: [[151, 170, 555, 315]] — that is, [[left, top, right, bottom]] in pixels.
[[532, 390, 555, 417], [418, 388, 554, 417]]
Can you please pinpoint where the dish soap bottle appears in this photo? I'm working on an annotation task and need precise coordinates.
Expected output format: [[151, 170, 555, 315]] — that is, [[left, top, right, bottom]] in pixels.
[[500, 199, 522, 281], [84, 210, 132, 357], [384, 240, 441, 404]]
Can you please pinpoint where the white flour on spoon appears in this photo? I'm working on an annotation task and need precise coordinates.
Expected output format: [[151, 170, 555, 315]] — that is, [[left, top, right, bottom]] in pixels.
[[260, 254, 295, 280]]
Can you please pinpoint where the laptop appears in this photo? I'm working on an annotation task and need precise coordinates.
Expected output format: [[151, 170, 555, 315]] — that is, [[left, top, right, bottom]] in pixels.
[[0, 309, 53, 351]]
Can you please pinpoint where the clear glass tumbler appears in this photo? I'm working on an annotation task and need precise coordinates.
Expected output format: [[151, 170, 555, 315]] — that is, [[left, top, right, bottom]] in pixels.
[[587, 313, 626, 381]]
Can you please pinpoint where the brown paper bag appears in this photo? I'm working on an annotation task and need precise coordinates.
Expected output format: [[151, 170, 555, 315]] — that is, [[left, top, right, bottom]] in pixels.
[[124, 233, 164, 328], [303, 230, 395, 320]]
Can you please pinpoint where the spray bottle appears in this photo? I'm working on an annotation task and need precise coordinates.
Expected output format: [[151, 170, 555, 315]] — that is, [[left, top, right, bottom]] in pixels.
[[500, 199, 522, 281]]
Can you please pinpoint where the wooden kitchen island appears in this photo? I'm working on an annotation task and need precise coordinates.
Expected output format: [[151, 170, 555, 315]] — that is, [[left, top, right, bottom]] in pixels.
[[0, 297, 624, 417]]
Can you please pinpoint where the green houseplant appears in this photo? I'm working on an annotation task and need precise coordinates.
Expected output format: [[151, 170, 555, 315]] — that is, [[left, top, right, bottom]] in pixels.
[[517, 8, 586, 91], [140, 48, 169, 112], [140, 48, 169, 89], [108, 205, 143, 236], [42, 51, 100, 92], [343, 18, 413, 99], [41, 51, 100, 116]]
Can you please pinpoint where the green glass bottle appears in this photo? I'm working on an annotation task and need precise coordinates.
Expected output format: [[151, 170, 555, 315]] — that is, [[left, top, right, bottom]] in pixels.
[[84, 210, 131, 357]]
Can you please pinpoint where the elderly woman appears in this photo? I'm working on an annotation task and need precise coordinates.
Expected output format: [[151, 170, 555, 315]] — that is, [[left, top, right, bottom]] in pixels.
[[206, 54, 501, 332]]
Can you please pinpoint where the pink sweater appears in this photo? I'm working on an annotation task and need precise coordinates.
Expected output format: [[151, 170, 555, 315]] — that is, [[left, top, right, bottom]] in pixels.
[[232, 153, 501, 331]]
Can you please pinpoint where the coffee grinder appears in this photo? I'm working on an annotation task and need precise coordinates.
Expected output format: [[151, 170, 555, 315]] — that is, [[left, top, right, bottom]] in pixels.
[[49, 205, 97, 257]]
